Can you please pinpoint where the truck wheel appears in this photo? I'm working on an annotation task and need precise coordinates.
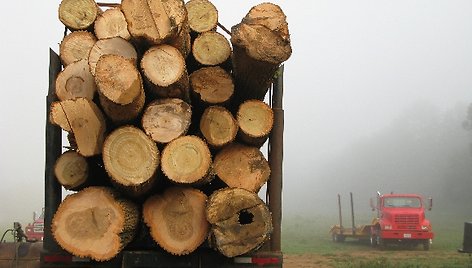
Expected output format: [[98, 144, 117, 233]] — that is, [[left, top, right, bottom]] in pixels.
[[377, 237, 385, 250], [369, 234, 377, 247], [332, 233, 344, 243], [423, 240, 430, 251]]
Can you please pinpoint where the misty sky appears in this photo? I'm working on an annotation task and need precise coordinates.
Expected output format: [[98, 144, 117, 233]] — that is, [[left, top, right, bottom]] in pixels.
[[1, 0, 472, 227]]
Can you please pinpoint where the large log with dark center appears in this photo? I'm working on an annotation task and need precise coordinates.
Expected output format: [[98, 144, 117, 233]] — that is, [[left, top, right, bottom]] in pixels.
[[52, 187, 139, 261], [143, 187, 209, 255], [55, 59, 96, 101]]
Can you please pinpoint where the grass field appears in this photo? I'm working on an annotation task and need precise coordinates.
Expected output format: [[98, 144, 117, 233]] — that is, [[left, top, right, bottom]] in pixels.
[[282, 213, 472, 267]]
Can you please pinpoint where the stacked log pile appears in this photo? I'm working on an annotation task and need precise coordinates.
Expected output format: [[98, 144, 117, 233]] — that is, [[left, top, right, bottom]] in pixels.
[[51, 0, 291, 261]]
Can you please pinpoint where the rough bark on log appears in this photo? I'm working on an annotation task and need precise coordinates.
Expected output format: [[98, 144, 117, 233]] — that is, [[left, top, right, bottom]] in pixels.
[[161, 135, 212, 184], [169, 23, 192, 59], [143, 187, 209, 255], [94, 8, 131, 40], [185, 0, 218, 33], [98, 88, 146, 125], [49, 98, 107, 157], [58, 0, 101, 31], [102, 126, 160, 198], [189, 66, 234, 107], [55, 59, 96, 101], [94, 54, 143, 106], [52, 187, 139, 261], [206, 187, 272, 257], [213, 143, 270, 193], [59, 31, 97, 66], [141, 98, 192, 144], [199, 106, 238, 149], [121, 0, 186, 45], [88, 37, 138, 76], [236, 99, 274, 147], [231, 2, 291, 101], [192, 31, 231, 67], [141, 45, 190, 101], [54, 151, 89, 190]]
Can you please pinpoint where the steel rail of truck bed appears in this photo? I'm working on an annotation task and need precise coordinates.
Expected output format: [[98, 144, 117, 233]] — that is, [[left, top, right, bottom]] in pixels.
[[40, 50, 284, 268]]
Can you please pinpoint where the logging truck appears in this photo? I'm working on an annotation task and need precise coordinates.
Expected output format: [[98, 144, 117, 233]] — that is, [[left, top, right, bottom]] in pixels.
[[40, 47, 286, 268], [19, 0, 291, 266], [330, 192, 434, 250]]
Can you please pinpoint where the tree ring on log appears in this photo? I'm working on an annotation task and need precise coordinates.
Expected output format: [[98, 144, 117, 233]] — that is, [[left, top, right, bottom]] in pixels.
[[143, 187, 209, 255], [161, 136, 211, 184], [103, 126, 159, 187]]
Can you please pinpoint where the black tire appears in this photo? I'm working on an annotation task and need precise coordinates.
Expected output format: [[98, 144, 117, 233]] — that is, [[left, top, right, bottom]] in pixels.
[[369, 234, 377, 247], [423, 240, 430, 251], [377, 236, 385, 250], [332, 233, 344, 243]]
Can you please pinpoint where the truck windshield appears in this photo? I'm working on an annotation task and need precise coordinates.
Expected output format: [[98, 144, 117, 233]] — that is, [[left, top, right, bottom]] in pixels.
[[383, 197, 421, 208]]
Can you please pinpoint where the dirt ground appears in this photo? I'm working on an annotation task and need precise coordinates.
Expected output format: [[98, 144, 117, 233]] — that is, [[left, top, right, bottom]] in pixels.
[[283, 250, 472, 268]]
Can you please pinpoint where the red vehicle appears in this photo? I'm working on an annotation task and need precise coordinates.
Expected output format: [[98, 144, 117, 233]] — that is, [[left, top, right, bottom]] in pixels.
[[330, 192, 434, 250], [370, 192, 434, 250], [25, 209, 45, 242]]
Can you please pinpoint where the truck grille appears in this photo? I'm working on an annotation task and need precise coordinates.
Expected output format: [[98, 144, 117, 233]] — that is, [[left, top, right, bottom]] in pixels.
[[395, 214, 419, 229]]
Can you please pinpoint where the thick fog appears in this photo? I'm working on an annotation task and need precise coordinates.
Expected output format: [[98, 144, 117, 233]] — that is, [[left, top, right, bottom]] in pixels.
[[1, 0, 472, 230]]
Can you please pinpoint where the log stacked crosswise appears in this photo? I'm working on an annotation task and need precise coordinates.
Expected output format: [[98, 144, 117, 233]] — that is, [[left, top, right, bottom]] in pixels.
[[52, 0, 291, 261]]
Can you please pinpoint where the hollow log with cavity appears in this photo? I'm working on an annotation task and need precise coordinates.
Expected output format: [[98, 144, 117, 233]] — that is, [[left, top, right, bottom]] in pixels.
[[206, 187, 272, 257]]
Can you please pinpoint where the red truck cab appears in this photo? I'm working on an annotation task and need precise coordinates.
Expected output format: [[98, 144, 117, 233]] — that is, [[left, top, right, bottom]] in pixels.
[[25, 209, 44, 242], [371, 193, 434, 250]]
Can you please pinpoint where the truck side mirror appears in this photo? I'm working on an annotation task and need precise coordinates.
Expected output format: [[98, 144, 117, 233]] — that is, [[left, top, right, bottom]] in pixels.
[[427, 197, 432, 211]]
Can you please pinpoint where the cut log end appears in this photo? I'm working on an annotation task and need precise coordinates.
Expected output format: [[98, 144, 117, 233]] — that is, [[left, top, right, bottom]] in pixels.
[[237, 100, 274, 147], [58, 0, 100, 30], [214, 143, 270, 193], [161, 136, 211, 184], [95, 54, 142, 105], [60, 31, 97, 66], [200, 106, 238, 148], [88, 37, 138, 76], [52, 187, 139, 261], [143, 187, 209, 255], [141, 45, 187, 87], [206, 187, 272, 257], [186, 0, 218, 33], [189, 66, 234, 105], [141, 98, 192, 144], [121, 0, 184, 44], [49, 98, 107, 157], [192, 32, 231, 66], [103, 126, 159, 196], [94, 8, 131, 40], [55, 59, 96, 101], [54, 151, 89, 190]]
